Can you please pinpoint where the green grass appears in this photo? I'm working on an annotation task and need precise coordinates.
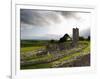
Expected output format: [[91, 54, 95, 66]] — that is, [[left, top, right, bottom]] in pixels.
[[21, 41, 90, 69], [21, 54, 52, 69], [21, 46, 45, 53], [21, 40, 49, 47], [50, 43, 90, 66], [21, 54, 53, 69], [21, 62, 52, 69]]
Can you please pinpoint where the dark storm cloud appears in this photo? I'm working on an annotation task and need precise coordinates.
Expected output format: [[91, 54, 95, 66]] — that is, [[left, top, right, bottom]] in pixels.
[[58, 11, 90, 20], [20, 9, 61, 26], [20, 9, 89, 27], [21, 9, 49, 26], [59, 11, 80, 19]]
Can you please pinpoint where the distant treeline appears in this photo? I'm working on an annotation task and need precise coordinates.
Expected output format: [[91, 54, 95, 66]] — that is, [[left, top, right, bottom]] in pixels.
[[21, 40, 50, 47], [21, 34, 90, 47]]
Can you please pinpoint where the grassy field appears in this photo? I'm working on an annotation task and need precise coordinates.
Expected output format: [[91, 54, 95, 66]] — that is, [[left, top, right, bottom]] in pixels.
[[21, 46, 45, 53], [20, 40, 90, 69], [21, 40, 49, 47]]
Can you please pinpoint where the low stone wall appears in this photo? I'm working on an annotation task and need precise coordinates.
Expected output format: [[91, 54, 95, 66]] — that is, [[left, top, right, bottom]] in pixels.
[[46, 42, 72, 54]]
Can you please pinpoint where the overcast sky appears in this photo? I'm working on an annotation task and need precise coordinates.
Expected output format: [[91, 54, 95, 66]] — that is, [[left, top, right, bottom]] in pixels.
[[20, 9, 91, 40]]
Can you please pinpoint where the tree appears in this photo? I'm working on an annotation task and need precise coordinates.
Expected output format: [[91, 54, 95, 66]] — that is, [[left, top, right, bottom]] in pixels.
[[59, 33, 70, 43], [79, 36, 86, 41], [50, 39, 56, 43], [87, 36, 90, 41]]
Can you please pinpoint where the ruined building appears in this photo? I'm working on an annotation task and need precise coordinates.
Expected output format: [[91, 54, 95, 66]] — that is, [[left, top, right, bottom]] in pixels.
[[72, 28, 79, 47], [45, 28, 79, 55]]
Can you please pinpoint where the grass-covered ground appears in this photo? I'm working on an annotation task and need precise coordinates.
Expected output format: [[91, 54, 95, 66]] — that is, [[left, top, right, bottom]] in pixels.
[[21, 46, 45, 53], [20, 40, 90, 69]]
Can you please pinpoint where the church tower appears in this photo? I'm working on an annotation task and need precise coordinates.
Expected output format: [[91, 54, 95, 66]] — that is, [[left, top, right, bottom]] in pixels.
[[72, 27, 79, 46]]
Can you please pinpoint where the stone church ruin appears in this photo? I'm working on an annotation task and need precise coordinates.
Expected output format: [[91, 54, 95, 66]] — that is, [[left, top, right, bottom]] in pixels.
[[36, 28, 79, 56]]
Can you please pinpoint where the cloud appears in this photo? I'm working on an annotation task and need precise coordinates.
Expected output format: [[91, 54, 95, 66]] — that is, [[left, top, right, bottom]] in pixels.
[[80, 28, 90, 38], [59, 11, 80, 20], [20, 9, 85, 27], [20, 9, 91, 40], [20, 9, 61, 26], [21, 34, 62, 40]]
